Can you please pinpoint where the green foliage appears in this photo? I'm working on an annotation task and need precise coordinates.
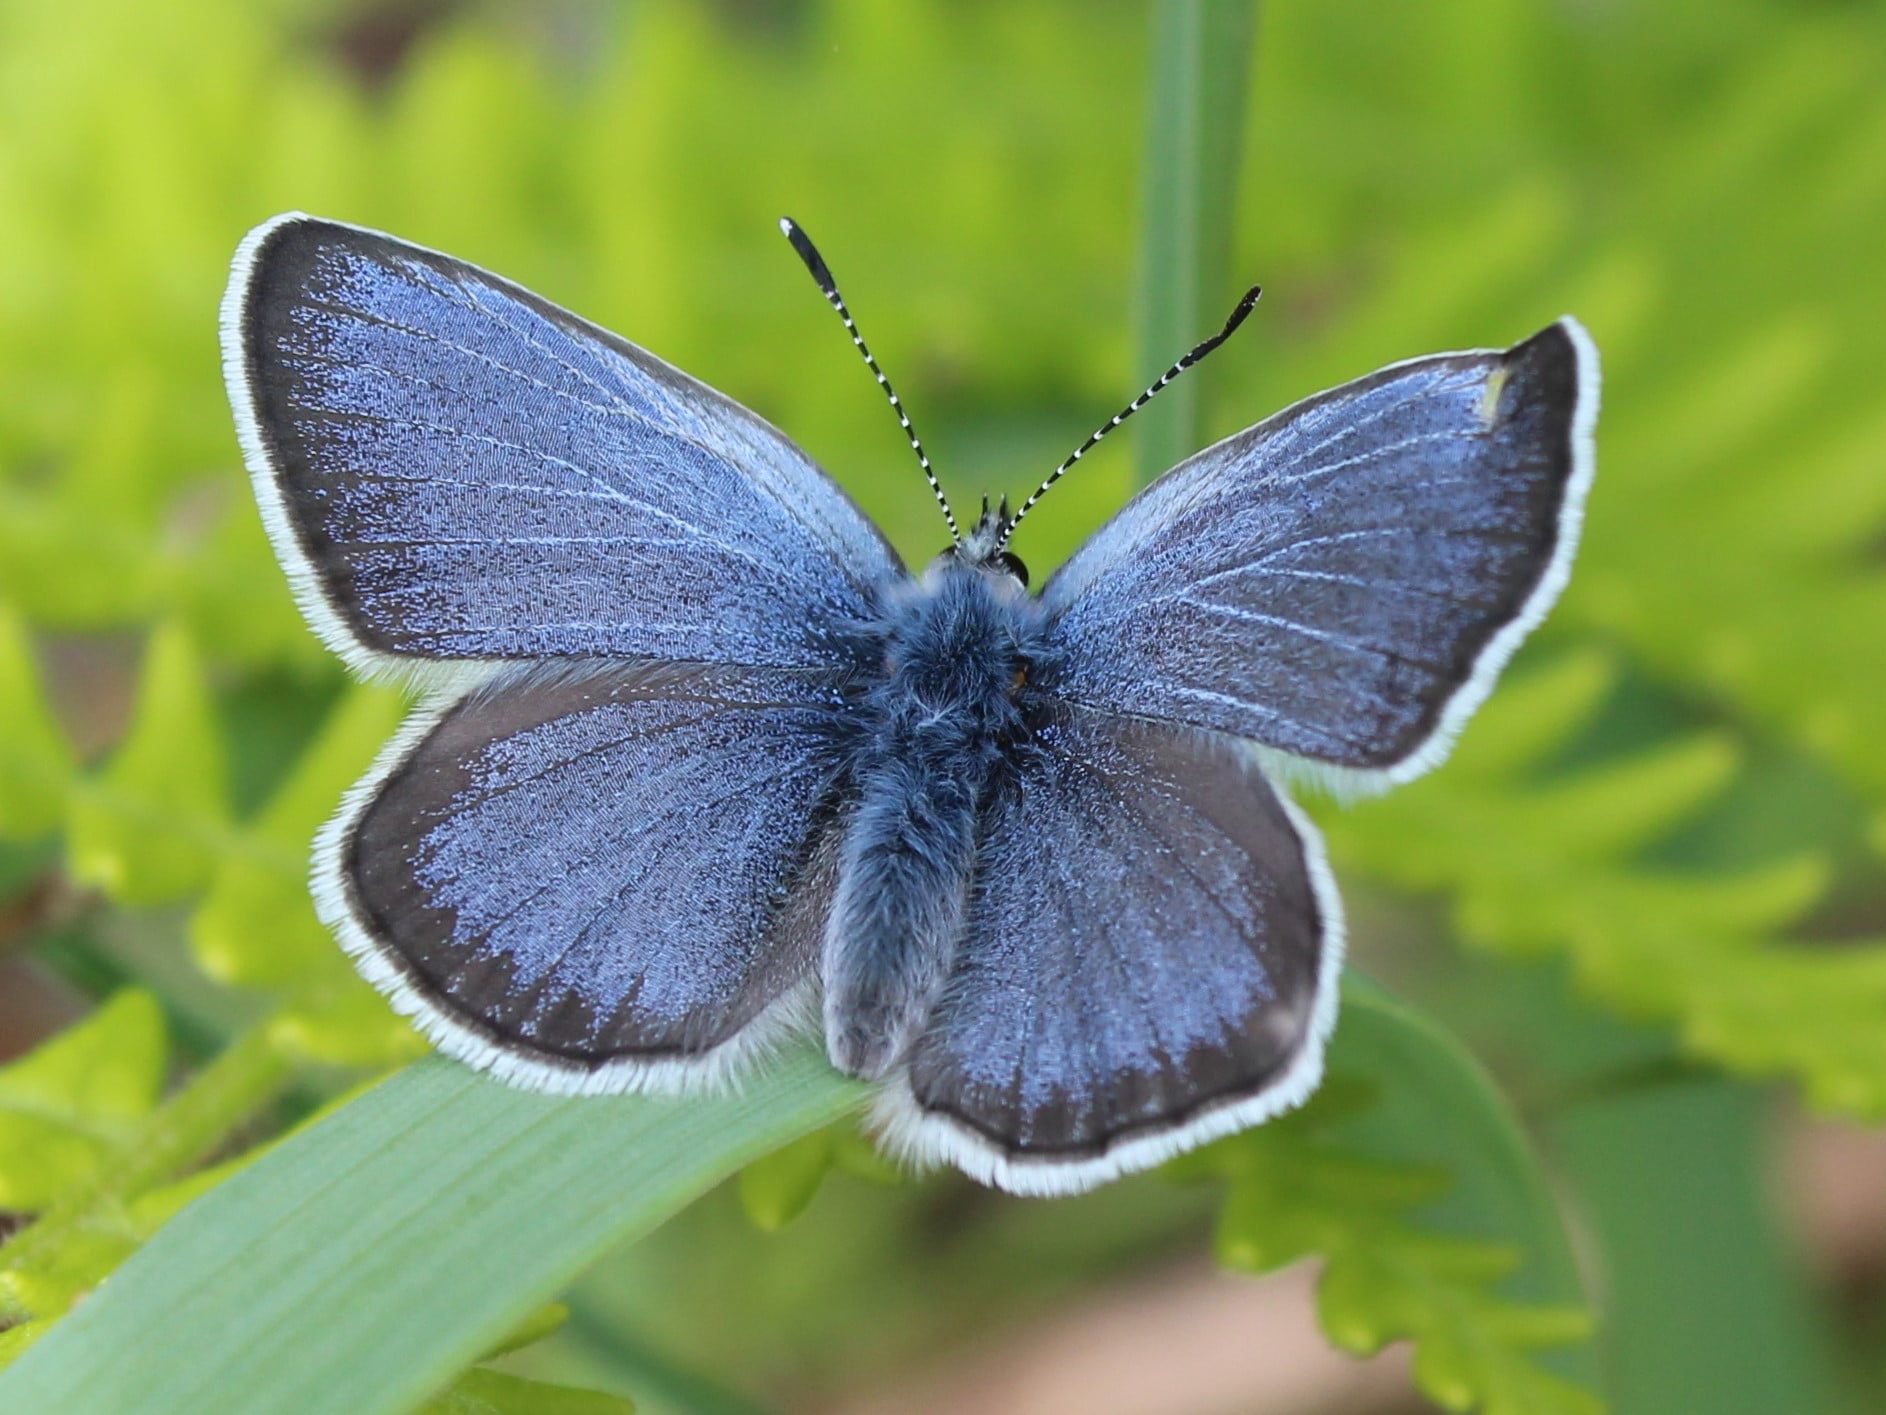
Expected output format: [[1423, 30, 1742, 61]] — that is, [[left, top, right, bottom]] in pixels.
[[1326, 650, 1886, 1119], [420, 1306, 634, 1415], [0, 995, 1594, 1415], [1183, 984, 1599, 1415], [725, 981, 1601, 1407], [736, 1121, 902, 1232], [190, 686, 395, 990], [0, 990, 165, 1211], [422, 1368, 633, 1415], [1134, 0, 1256, 485], [0, 1023, 289, 1334], [1217, 1147, 1593, 1415], [0, 619, 421, 1373], [190, 683, 420, 1068], [0, 607, 418, 1067], [0, 606, 72, 837], [738, 1129, 842, 1234], [65, 624, 229, 903], [0, 1055, 864, 1414]]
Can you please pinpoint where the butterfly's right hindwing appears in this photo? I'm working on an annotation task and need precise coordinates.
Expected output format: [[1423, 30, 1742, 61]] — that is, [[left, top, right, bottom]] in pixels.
[[321, 663, 849, 1092], [223, 214, 901, 683]]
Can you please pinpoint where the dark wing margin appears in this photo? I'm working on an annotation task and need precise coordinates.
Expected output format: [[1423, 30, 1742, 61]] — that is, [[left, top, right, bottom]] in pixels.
[[221, 212, 901, 687], [877, 705, 1343, 1195], [313, 662, 849, 1093], [1039, 320, 1598, 796]]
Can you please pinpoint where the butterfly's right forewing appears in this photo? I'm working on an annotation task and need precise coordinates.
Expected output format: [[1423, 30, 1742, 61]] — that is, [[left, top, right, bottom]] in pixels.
[[224, 214, 901, 682]]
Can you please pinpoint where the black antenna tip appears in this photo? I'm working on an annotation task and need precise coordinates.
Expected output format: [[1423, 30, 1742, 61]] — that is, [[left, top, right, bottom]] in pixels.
[[1181, 284, 1264, 366], [1000, 280, 1267, 550], [779, 216, 838, 297], [1223, 284, 1263, 336]]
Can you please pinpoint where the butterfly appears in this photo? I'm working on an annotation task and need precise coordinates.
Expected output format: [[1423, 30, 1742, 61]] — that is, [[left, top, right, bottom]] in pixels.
[[221, 212, 1597, 1196]]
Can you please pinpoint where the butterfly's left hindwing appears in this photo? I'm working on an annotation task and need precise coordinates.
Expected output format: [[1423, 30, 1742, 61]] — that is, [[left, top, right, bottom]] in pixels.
[[223, 214, 901, 684], [322, 663, 849, 1091], [879, 703, 1341, 1195]]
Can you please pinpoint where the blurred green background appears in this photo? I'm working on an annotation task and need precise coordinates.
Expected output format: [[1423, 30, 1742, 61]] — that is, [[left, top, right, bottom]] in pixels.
[[2, 1, 1885, 1411]]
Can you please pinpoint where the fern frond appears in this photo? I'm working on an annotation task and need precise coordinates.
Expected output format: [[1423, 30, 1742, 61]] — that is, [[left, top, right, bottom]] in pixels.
[[1329, 651, 1886, 1117]]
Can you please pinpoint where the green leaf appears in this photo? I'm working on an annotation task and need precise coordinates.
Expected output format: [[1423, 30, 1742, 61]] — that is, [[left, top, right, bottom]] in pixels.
[[1503, 734, 1738, 863], [65, 624, 229, 904], [265, 986, 423, 1071], [1195, 977, 1601, 1414], [830, 1126, 905, 1186], [1556, 1078, 1840, 1412], [0, 1025, 291, 1323], [0, 603, 73, 839], [479, 1303, 570, 1362], [3, 1081, 386, 1327], [737, 1126, 836, 1232], [422, 1368, 632, 1415], [0, 1321, 53, 1372], [1503, 961, 1840, 1414], [0, 1050, 864, 1415], [191, 684, 403, 990], [1327, 647, 1886, 1118], [0, 990, 166, 1210], [1135, 0, 1257, 487]]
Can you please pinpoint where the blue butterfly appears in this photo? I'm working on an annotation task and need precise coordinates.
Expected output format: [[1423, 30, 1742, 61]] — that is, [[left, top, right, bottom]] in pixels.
[[221, 213, 1597, 1195]]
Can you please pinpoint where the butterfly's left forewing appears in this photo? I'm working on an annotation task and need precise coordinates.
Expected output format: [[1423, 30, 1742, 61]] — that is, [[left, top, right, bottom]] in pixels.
[[881, 704, 1340, 1195]]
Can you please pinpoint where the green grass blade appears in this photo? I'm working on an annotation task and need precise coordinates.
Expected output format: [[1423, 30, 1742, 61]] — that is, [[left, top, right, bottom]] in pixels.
[[0, 1051, 864, 1415], [1557, 1079, 1834, 1413], [1135, 0, 1257, 487]]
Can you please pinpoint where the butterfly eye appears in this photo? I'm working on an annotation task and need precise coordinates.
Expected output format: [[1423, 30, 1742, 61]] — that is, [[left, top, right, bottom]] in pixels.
[[995, 552, 1030, 588]]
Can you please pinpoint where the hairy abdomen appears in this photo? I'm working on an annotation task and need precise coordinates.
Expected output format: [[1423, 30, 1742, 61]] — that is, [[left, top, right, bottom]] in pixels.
[[823, 567, 1041, 1079]]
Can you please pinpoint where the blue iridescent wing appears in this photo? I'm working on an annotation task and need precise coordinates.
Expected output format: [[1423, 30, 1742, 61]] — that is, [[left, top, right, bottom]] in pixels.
[[879, 704, 1342, 1195], [317, 662, 849, 1089], [222, 213, 900, 680], [1039, 321, 1598, 792]]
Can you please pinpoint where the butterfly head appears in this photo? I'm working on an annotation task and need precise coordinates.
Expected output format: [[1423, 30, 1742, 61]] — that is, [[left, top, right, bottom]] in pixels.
[[939, 494, 1028, 588]]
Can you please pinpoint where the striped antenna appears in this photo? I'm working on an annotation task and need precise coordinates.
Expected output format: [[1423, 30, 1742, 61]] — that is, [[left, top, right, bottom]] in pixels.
[[780, 218, 959, 543], [999, 284, 1263, 549]]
